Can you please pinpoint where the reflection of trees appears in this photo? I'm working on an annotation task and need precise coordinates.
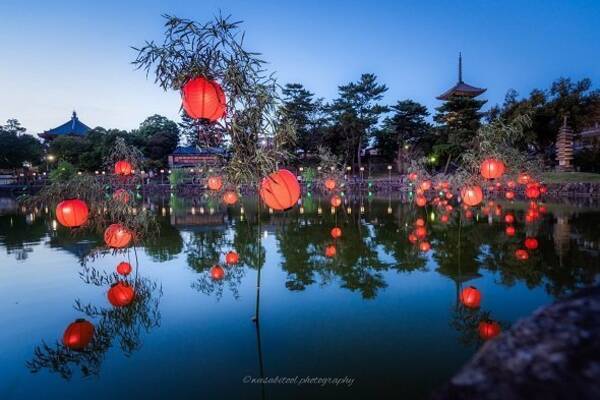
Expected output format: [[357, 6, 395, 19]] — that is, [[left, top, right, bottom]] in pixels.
[[0, 214, 47, 260], [143, 217, 183, 262], [26, 260, 162, 379]]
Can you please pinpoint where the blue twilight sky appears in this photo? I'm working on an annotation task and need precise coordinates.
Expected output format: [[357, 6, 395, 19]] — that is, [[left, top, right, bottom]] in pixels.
[[0, 0, 598, 133]]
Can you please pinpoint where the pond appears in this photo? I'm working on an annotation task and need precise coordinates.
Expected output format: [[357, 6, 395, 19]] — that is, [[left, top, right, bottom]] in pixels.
[[1, 194, 599, 399]]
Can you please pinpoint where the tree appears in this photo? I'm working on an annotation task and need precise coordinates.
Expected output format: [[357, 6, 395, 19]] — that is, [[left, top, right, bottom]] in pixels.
[[326, 73, 388, 169], [0, 119, 44, 169], [135, 115, 179, 169], [433, 96, 486, 173], [178, 111, 226, 148], [48, 136, 92, 166], [374, 100, 432, 172], [279, 83, 325, 158]]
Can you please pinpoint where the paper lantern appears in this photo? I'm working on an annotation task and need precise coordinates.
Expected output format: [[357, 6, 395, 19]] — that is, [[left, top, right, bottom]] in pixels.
[[56, 199, 89, 228], [330, 195, 342, 208], [480, 158, 505, 180], [210, 265, 225, 280], [505, 226, 515, 236], [461, 186, 483, 207], [504, 214, 514, 224], [515, 249, 529, 260], [324, 179, 336, 190], [114, 160, 133, 176], [331, 227, 342, 239], [207, 176, 223, 191], [517, 173, 531, 185], [415, 226, 427, 239], [225, 251, 239, 265], [460, 286, 481, 308], [116, 261, 132, 276], [465, 210, 473, 219], [223, 191, 238, 205], [113, 189, 130, 204], [524, 237, 538, 250], [408, 172, 418, 182], [420, 180, 432, 191], [181, 77, 226, 121], [63, 319, 95, 351], [525, 184, 540, 199], [107, 282, 135, 307], [325, 245, 337, 258], [507, 180, 516, 188], [104, 224, 133, 248], [419, 241, 431, 252], [415, 218, 425, 227], [259, 169, 301, 211], [408, 233, 418, 244], [440, 214, 449, 223], [478, 320, 501, 340], [415, 195, 427, 207], [505, 191, 515, 200]]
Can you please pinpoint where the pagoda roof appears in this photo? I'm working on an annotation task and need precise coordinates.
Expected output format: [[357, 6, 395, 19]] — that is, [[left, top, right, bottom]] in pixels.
[[38, 111, 91, 140], [437, 53, 486, 100]]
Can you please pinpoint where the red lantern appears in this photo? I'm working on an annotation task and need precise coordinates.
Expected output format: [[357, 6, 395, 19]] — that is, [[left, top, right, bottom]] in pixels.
[[225, 251, 239, 265], [505, 226, 515, 236], [223, 191, 238, 205], [107, 282, 135, 307], [504, 214, 514, 224], [116, 261, 132, 276], [525, 184, 540, 199], [324, 179, 336, 190], [465, 210, 473, 219], [420, 180, 432, 191], [181, 77, 226, 121], [517, 173, 531, 185], [210, 265, 225, 280], [331, 227, 342, 239], [408, 233, 418, 244], [114, 160, 133, 176], [505, 191, 515, 200], [524, 237, 538, 250], [415, 226, 427, 239], [480, 158, 505, 180], [207, 176, 223, 191], [460, 286, 481, 308], [113, 189, 130, 204], [325, 245, 337, 258], [419, 241, 431, 252], [415, 218, 425, 227], [507, 180, 516, 189], [415, 195, 427, 207], [260, 169, 301, 211], [408, 172, 418, 182], [461, 186, 483, 207], [539, 185, 548, 194], [440, 214, 449, 224], [56, 199, 89, 228], [104, 224, 133, 249], [328, 195, 341, 208], [63, 319, 95, 351], [515, 249, 529, 260], [478, 320, 501, 340]]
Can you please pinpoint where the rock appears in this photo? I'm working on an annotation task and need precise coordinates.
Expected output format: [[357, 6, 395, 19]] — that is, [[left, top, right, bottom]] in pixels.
[[432, 286, 600, 400]]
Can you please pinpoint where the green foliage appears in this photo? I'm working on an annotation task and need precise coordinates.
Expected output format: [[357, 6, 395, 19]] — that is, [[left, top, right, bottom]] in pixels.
[[168, 168, 188, 187], [179, 111, 226, 148], [0, 119, 44, 169], [135, 114, 179, 168], [49, 160, 77, 183]]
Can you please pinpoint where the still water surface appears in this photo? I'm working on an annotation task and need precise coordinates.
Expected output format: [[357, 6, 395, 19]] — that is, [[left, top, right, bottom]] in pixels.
[[0, 195, 599, 399]]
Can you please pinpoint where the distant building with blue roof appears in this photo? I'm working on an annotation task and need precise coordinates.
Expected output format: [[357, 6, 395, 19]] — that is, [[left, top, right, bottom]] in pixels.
[[38, 111, 91, 141]]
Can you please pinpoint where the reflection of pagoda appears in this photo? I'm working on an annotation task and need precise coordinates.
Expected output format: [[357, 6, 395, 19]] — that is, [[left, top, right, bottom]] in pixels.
[[38, 111, 91, 142], [437, 53, 486, 100]]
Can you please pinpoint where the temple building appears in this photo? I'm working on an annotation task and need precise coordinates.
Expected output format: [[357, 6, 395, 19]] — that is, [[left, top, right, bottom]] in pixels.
[[38, 111, 91, 142], [167, 146, 226, 168], [437, 53, 486, 100]]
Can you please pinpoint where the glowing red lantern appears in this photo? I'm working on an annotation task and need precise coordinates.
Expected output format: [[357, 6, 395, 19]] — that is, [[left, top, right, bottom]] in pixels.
[[415, 195, 427, 207], [419, 241, 431, 252], [114, 160, 133, 176], [116, 261, 132, 276], [539, 185, 548, 194], [331, 227, 342, 239], [415, 218, 425, 227], [525, 184, 540, 199], [524, 237, 538, 250], [324, 179, 336, 190], [507, 180, 516, 189], [461, 186, 483, 207], [505, 191, 515, 200], [480, 158, 505, 180], [420, 180, 432, 191], [223, 191, 238, 205], [515, 249, 529, 260], [517, 173, 531, 185], [465, 210, 473, 219], [440, 214, 449, 223], [259, 169, 301, 211], [225, 251, 239, 265], [63, 319, 95, 351], [181, 77, 226, 121], [330, 195, 342, 208], [408, 172, 418, 182], [504, 214, 514, 224], [505, 226, 515, 236], [113, 189, 130, 204], [107, 282, 135, 307], [408, 233, 418, 244], [207, 176, 223, 191], [325, 245, 337, 258], [210, 265, 225, 280], [104, 224, 133, 249], [415, 226, 427, 239], [478, 320, 501, 340], [56, 199, 89, 228], [460, 286, 481, 308]]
